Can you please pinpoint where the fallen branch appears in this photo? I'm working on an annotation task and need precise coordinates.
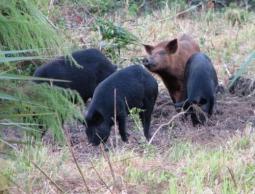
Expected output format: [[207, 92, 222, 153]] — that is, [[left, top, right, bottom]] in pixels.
[[149, 111, 186, 144], [31, 161, 65, 193]]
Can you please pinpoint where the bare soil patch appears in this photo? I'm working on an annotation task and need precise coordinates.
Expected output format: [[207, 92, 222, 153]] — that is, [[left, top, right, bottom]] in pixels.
[[2, 82, 254, 163], [2, 76, 254, 162], [69, 85, 255, 162]]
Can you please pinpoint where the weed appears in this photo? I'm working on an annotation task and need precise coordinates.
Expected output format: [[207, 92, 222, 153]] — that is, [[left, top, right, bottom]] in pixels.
[[168, 142, 193, 162]]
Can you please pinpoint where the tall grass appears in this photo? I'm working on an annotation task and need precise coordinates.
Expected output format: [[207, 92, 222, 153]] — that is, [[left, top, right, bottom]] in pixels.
[[0, 81, 84, 142], [0, 0, 80, 143], [0, 0, 68, 55]]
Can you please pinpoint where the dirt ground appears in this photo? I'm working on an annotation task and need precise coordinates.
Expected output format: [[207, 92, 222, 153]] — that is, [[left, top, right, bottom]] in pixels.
[[2, 77, 254, 162], [67, 79, 255, 162]]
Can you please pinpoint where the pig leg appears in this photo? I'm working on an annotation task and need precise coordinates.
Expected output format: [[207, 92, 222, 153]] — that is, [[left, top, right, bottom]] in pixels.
[[191, 113, 200, 126], [201, 96, 214, 119], [118, 112, 128, 142], [208, 97, 215, 116], [140, 98, 154, 140]]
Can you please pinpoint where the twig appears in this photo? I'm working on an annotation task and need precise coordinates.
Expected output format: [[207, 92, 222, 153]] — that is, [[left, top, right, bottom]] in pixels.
[[89, 159, 113, 194], [65, 130, 91, 194], [44, 14, 58, 30], [2, 125, 89, 193], [114, 88, 118, 150], [0, 138, 18, 151], [227, 167, 237, 188], [223, 63, 232, 77], [148, 111, 186, 144], [100, 144, 116, 182], [0, 138, 64, 193], [31, 161, 64, 193]]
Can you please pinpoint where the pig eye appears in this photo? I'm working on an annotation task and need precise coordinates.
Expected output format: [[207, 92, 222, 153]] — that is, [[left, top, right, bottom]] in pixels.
[[157, 51, 167, 56]]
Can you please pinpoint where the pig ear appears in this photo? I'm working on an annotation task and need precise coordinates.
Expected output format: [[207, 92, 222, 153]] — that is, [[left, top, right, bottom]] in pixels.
[[143, 44, 154, 55], [166, 39, 178, 54], [86, 110, 103, 125], [92, 111, 104, 125]]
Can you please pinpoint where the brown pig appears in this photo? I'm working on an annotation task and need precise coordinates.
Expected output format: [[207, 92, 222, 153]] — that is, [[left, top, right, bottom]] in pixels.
[[142, 34, 200, 103]]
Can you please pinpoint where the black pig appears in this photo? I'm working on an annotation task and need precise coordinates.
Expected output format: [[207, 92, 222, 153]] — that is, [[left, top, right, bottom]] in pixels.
[[85, 65, 158, 146], [175, 53, 218, 125], [33, 48, 117, 103]]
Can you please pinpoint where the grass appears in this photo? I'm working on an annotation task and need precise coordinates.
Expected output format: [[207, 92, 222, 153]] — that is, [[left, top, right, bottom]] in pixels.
[[0, 79, 84, 143], [0, 0, 68, 54], [62, 4, 255, 78], [1, 125, 254, 193], [1, 1, 255, 194]]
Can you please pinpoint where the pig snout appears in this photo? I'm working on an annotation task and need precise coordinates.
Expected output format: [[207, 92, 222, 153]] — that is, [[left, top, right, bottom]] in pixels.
[[142, 57, 156, 69]]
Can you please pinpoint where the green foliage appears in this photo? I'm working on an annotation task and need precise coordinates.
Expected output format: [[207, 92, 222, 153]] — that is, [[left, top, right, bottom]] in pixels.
[[0, 1, 79, 144], [0, 79, 84, 142], [95, 18, 139, 47], [93, 18, 139, 62], [0, 0, 67, 55], [0, 0, 73, 76], [129, 107, 143, 132]]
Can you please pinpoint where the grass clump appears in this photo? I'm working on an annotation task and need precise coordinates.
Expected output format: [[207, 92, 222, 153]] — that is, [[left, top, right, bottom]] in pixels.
[[0, 0, 67, 55], [0, 80, 84, 142]]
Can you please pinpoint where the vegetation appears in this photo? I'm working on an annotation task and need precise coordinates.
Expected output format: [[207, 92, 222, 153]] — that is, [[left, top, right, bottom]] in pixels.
[[0, 0, 68, 54], [0, 0, 83, 143], [2, 126, 254, 193], [0, 0, 255, 193]]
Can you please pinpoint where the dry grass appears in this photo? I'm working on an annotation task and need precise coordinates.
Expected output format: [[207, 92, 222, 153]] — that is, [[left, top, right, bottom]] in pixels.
[[4, 124, 255, 193], [68, 6, 255, 80]]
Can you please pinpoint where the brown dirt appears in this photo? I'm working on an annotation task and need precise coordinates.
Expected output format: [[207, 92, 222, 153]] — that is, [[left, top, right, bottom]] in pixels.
[[1, 80, 254, 163], [68, 85, 255, 162]]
